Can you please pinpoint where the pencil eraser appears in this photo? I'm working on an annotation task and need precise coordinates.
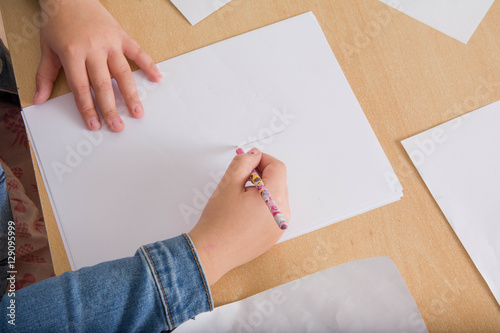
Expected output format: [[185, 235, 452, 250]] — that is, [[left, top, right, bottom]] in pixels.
[[280, 222, 288, 230]]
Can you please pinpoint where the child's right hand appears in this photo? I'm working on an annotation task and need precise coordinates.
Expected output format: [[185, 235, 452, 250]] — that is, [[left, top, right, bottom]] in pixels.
[[34, 0, 162, 132], [189, 148, 290, 286]]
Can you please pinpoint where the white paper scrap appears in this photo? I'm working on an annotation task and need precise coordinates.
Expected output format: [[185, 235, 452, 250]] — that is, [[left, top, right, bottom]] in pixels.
[[171, 0, 232, 25], [378, 0, 494, 43], [402, 100, 500, 305], [22, 12, 402, 270], [176, 257, 428, 333]]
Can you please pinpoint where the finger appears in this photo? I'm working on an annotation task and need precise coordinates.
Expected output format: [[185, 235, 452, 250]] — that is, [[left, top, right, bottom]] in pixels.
[[257, 153, 289, 221], [122, 37, 162, 82], [62, 58, 101, 131], [257, 153, 288, 197], [108, 51, 143, 118], [34, 49, 62, 104], [223, 147, 262, 189], [86, 57, 124, 132]]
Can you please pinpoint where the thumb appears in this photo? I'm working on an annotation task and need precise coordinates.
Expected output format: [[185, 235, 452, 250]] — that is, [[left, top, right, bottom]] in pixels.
[[224, 147, 262, 189], [33, 49, 61, 104]]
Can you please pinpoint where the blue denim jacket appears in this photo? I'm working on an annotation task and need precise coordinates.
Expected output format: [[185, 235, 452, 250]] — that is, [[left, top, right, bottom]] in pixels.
[[0, 163, 213, 332]]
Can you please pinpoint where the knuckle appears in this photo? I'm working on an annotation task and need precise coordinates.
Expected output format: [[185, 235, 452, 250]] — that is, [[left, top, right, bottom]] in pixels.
[[101, 107, 118, 117], [269, 160, 287, 172], [135, 48, 155, 67], [125, 37, 139, 50], [116, 63, 131, 78], [123, 91, 139, 104], [94, 78, 113, 92], [86, 37, 105, 52], [62, 44, 80, 57], [35, 72, 49, 83], [134, 46, 146, 59], [275, 159, 286, 168], [78, 106, 96, 118], [117, 82, 139, 102], [73, 84, 91, 97], [235, 154, 252, 165], [227, 158, 246, 174], [145, 59, 155, 69]]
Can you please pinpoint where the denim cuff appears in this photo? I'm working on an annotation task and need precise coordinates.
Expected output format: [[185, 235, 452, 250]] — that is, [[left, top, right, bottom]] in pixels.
[[140, 234, 213, 331]]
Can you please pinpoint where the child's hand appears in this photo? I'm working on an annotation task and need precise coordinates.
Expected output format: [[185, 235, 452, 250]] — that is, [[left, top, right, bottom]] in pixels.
[[189, 148, 290, 286], [34, 0, 162, 132]]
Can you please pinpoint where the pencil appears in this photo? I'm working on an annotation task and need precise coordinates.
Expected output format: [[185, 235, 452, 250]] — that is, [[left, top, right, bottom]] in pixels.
[[236, 147, 288, 230]]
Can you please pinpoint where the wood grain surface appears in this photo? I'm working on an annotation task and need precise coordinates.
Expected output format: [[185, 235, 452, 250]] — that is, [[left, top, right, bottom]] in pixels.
[[1, 0, 499, 331]]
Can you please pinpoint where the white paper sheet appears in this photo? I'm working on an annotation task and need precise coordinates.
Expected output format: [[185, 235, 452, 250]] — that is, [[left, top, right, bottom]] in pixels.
[[378, 0, 494, 43], [171, 0, 232, 25], [22, 12, 402, 270], [176, 257, 428, 333], [402, 100, 500, 305]]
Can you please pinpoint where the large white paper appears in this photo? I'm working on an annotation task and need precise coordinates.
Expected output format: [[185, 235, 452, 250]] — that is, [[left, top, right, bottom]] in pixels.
[[171, 0, 232, 25], [402, 100, 500, 305], [176, 257, 428, 333], [378, 0, 494, 43], [23, 12, 402, 270]]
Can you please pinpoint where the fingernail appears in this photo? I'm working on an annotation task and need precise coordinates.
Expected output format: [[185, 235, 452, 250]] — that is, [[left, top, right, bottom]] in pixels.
[[33, 90, 39, 102], [133, 104, 144, 116], [156, 70, 163, 81], [247, 148, 259, 155], [89, 117, 100, 130], [111, 118, 124, 131]]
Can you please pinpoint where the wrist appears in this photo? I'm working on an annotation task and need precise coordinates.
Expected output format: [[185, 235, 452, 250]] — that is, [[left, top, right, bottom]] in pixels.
[[188, 229, 230, 286]]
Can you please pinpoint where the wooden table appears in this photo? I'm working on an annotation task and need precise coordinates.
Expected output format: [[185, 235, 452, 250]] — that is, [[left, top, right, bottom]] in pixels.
[[2, 1, 500, 331]]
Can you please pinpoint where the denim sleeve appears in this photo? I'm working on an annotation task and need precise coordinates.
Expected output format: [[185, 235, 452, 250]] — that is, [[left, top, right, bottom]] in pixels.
[[0, 234, 213, 332]]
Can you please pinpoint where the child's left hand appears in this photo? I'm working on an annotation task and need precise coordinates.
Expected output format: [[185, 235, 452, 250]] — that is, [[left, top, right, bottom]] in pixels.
[[34, 0, 163, 132]]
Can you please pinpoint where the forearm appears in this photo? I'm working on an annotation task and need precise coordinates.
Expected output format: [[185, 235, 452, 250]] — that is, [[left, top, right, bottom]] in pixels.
[[0, 234, 212, 332]]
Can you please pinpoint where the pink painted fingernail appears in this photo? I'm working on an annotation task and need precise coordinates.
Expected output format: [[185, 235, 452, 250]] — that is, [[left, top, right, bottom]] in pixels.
[[89, 117, 100, 130], [111, 118, 124, 131], [133, 104, 144, 116], [247, 148, 259, 155]]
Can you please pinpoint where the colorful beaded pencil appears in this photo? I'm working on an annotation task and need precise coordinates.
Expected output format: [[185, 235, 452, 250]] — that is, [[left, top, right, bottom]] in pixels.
[[236, 147, 288, 230]]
